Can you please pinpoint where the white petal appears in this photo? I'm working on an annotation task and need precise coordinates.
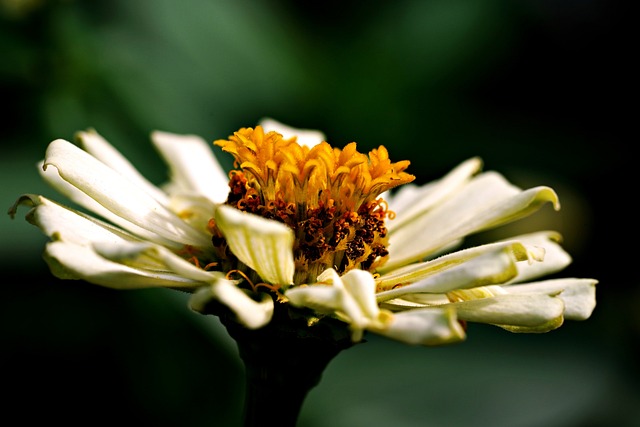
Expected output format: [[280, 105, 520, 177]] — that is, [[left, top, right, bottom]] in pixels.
[[12, 195, 210, 289], [291, 268, 365, 326], [378, 231, 567, 289], [162, 193, 217, 235], [386, 157, 482, 232], [381, 294, 451, 310], [376, 239, 542, 292], [452, 294, 565, 331], [258, 117, 326, 148], [341, 269, 380, 320], [384, 172, 559, 271], [383, 183, 434, 218], [287, 268, 381, 341], [38, 160, 181, 248], [190, 280, 274, 329], [377, 247, 519, 302], [10, 194, 138, 246], [214, 205, 294, 285], [285, 284, 343, 314], [43, 139, 211, 248], [504, 278, 597, 320], [76, 129, 168, 203], [370, 307, 466, 346], [92, 240, 224, 283], [500, 232, 572, 283], [151, 130, 230, 203], [43, 241, 200, 289]]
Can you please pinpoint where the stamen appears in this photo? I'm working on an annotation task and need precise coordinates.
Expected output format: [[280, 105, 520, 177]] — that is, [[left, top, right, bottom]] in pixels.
[[255, 282, 282, 293], [188, 256, 202, 269], [203, 262, 218, 270], [178, 245, 199, 256], [226, 269, 255, 291], [225, 270, 282, 294]]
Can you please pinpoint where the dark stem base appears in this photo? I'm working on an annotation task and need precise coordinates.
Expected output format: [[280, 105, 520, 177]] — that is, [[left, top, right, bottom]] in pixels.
[[219, 303, 357, 427]]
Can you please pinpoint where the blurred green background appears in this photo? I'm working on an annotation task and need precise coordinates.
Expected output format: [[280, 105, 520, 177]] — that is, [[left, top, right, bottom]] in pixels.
[[1, 1, 635, 426]]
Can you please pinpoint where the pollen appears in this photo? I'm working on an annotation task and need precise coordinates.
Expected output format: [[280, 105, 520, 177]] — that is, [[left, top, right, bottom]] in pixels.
[[211, 125, 415, 285]]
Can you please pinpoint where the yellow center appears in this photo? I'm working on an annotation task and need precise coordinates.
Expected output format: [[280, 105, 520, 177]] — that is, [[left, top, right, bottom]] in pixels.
[[209, 125, 415, 285]]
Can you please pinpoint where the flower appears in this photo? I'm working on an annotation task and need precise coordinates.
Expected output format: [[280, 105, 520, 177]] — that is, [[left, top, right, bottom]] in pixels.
[[9, 119, 597, 346]]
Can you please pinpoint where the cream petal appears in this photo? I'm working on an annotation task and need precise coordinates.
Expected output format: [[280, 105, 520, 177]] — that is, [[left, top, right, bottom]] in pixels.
[[13, 195, 212, 287], [43, 139, 211, 248], [452, 294, 565, 331], [369, 307, 466, 346], [76, 129, 168, 203], [38, 160, 179, 248], [214, 205, 295, 285], [383, 184, 434, 219], [341, 269, 380, 320], [287, 269, 379, 341], [503, 278, 597, 320], [79, 130, 220, 232], [383, 172, 559, 271], [376, 248, 519, 302], [500, 232, 573, 283], [151, 130, 230, 203], [258, 117, 326, 148], [376, 239, 542, 292], [189, 280, 274, 329], [289, 269, 365, 327], [9, 194, 138, 246], [43, 241, 199, 289], [161, 193, 217, 236], [381, 295, 451, 310], [386, 157, 483, 232], [92, 241, 224, 283], [285, 284, 344, 314]]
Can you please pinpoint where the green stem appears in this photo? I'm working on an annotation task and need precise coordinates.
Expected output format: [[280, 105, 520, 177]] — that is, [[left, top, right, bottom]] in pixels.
[[220, 305, 355, 427]]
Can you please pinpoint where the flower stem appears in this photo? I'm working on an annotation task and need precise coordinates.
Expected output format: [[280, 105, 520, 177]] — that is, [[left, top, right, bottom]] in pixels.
[[220, 304, 355, 427]]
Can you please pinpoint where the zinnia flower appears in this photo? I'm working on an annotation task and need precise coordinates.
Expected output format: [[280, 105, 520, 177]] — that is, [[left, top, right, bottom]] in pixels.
[[9, 119, 597, 346]]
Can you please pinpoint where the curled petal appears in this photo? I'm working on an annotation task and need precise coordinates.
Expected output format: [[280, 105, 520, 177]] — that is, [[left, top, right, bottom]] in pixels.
[[43, 241, 199, 289], [10, 196, 217, 290], [370, 307, 466, 346], [286, 284, 343, 314], [162, 193, 217, 235], [11, 196, 220, 290], [190, 280, 274, 329], [452, 294, 565, 332], [341, 269, 380, 320], [151, 130, 230, 203], [381, 295, 450, 311], [92, 241, 224, 283], [504, 278, 597, 320], [9, 194, 138, 246], [42, 139, 211, 248], [287, 268, 383, 342], [384, 171, 560, 271], [215, 205, 295, 286], [38, 160, 179, 248], [386, 157, 482, 232], [76, 129, 168, 203], [500, 232, 572, 283], [288, 269, 367, 338], [376, 239, 544, 292], [377, 247, 519, 302]]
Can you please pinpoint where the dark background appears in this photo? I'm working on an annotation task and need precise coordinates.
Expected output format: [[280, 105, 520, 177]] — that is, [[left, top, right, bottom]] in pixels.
[[1, 1, 635, 426]]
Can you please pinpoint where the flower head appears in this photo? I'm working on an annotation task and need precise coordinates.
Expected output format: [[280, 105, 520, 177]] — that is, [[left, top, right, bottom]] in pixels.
[[209, 124, 413, 286], [9, 119, 597, 346]]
